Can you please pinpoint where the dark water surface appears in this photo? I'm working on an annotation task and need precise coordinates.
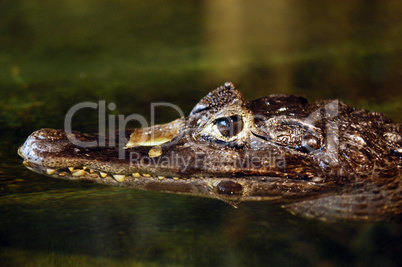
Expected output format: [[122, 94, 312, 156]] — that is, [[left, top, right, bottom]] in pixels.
[[1, 1, 401, 266]]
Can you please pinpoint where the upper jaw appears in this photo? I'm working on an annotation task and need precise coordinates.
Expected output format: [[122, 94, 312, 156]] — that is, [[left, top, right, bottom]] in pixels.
[[18, 125, 322, 183]]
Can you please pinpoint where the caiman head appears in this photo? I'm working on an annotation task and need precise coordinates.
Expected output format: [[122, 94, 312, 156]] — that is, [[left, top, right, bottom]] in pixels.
[[18, 82, 402, 220]]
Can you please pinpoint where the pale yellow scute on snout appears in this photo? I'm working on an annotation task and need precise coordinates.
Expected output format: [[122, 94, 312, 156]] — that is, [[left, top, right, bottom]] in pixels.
[[124, 118, 184, 148]]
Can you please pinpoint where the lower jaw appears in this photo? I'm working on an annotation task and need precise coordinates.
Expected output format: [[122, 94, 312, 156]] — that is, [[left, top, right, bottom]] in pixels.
[[22, 160, 212, 183]]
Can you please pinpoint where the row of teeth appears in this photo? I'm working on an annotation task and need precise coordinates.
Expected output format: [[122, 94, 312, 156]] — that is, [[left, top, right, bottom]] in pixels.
[[24, 161, 190, 183]]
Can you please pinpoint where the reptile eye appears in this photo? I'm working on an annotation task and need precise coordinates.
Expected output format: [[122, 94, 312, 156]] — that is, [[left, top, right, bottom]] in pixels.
[[296, 134, 321, 153], [215, 115, 244, 138], [302, 135, 320, 150]]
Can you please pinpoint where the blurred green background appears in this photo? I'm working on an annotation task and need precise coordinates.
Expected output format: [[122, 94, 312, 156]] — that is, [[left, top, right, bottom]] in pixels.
[[0, 0, 400, 130], [0, 0, 401, 266]]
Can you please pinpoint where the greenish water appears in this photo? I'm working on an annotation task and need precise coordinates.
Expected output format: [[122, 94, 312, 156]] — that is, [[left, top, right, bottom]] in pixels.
[[0, 0, 401, 266]]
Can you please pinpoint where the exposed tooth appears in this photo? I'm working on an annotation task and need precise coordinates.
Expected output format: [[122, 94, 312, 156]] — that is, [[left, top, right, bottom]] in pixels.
[[173, 177, 179, 180], [59, 172, 66, 176], [158, 176, 165, 180], [143, 173, 151, 177], [89, 169, 94, 173], [46, 168, 56, 175], [23, 161, 30, 167], [72, 170, 86, 176], [113, 174, 126, 182], [132, 172, 141, 177], [68, 167, 75, 172], [83, 167, 87, 170], [100, 172, 108, 178]]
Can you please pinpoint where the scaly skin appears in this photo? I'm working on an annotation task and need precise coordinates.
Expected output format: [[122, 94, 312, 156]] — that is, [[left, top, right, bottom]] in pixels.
[[18, 82, 402, 221]]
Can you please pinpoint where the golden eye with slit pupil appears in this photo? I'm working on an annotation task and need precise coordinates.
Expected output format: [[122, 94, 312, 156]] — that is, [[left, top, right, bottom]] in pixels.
[[215, 115, 244, 138]]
